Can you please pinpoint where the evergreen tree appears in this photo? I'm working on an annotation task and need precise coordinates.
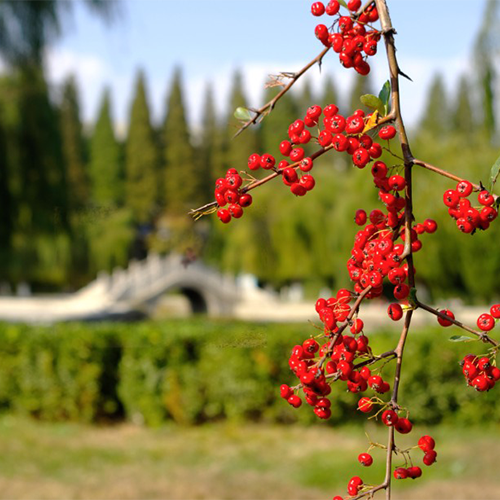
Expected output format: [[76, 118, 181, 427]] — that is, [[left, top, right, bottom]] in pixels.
[[259, 87, 299, 159], [224, 69, 258, 171], [199, 82, 222, 197], [321, 74, 339, 109], [349, 73, 373, 113], [298, 78, 314, 116], [89, 89, 122, 207], [418, 74, 450, 137], [162, 67, 199, 213], [452, 75, 476, 136], [60, 75, 88, 210], [125, 70, 159, 223]]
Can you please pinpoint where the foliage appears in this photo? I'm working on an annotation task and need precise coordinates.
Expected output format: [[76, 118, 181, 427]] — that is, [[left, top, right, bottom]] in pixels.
[[0, 320, 499, 427]]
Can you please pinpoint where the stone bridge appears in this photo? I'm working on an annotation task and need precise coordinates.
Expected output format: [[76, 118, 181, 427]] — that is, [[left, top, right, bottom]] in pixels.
[[0, 254, 241, 323]]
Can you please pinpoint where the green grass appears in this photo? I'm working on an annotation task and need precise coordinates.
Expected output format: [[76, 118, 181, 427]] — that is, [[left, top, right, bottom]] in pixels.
[[0, 416, 499, 499]]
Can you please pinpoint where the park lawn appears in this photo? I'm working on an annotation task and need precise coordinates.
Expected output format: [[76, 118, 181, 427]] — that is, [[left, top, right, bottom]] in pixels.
[[0, 416, 499, 499]]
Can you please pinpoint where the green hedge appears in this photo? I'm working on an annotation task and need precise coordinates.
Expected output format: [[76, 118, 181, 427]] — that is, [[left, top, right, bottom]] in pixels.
[[0, 320, 497, 426]]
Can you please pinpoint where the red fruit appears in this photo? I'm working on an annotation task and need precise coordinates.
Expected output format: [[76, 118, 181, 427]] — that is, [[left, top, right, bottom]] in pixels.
[[395, 417, 413, 434], [280, 140, 292, 156], [418, 435, 435, 452], [314, 24, 329, 43], [300, 157, 314, 172], [217, 209, 231, 224], [378, 125, 397, 140], [287, 394, 302, 408], [478, 190, 495, 206], [260, 153, 276, 170], [371, 161, 387, 178], [306, 105, 322, 120], [355, 209, 367, 226], [280, 384, 292, 399], [477, 313, 495, 332], [358, 453, 373, 466], [228, 204, 243, 219], [352, 147, 370, 168], [247, 153, 260, 170], [311, 1, 326, 16], [472, 375, 489, 392], [300, 175, 316, 191], [443, 189, 459, 208], [325, 0, 340, 15], [290, 183, 307, 196], [381, 409, 399, 426], [388, 175, 406, 191], [490, 304, 500, 319], [358, 397, 373, 413], [239, 193, 252, 208], [347, 0, 361, 10], [423, 450, 437, 466], [282, 168, 298, 185], [350, 318, 364, 334], [388, 303, 403, 321], [407, 466, 422, 479], [456, 180, 473, 197], [437, 309, 454, 327], [424, 218, 438, 233], [318, 130, 333, 147], [332, 133, 349, 152], [394, 467, 409, 479], [290, 148, 305, 162], [338, 16, 353, 33]]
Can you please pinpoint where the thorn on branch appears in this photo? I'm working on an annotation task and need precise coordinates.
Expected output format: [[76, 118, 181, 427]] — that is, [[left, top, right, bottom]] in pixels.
[[398, 67, 413, 82]]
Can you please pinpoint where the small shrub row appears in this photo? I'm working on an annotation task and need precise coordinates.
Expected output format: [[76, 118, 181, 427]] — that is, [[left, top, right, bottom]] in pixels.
[[0, 320, 496, 426]]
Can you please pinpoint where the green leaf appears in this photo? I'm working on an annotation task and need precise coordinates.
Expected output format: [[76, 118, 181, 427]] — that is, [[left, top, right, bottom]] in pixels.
[[408, 287, 417, 307], [378, 80, 391, 116], [489, 153, 500, 191], [360, 94, 384, 115], [338, 0, 348, 7], [449, 335, 475, 342], [234, 107, 252, 122]]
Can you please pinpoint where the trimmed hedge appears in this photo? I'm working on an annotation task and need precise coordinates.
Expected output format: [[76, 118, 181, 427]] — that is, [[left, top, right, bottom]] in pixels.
[[0, 320, 497, 426]]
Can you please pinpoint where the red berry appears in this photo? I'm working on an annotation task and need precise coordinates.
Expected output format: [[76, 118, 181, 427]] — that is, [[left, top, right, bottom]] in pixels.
[[387, 303, 403, 321], [287, 394, 302, 408], [418, 435, 435, 452], [352, 147, 370, 168], [423, 218, 438, 233], [443, 189, 459, 208], [358, 397, 373, 413], [388, 175, 406, 191], [381, 409, 399, 426], [355, 209, 367, 226], [378, 125, 396, 140], [228, 204, 243, 219], [358, 453, 373, 466], [477, 313, 495, 332], [260, 153, 275, 170], [490, 304, 500, 319], [280, 140, 292, 156], [311, 1, 326, 16], [395, 417, 413, 434], [347, 0, 361, 11], [239, 193, 252, 207], [423, 450, 437, 466], [394, 467, 409, 479], [456, 180, 473, 197], [315, 24, 329, 43], [407, 466, 422, 479], [217, 209, 231, 224], [248, 153, 260, 170], [437, 309, 454, 327], [478, 190, 495, 206], [325, 0, 340, 15]]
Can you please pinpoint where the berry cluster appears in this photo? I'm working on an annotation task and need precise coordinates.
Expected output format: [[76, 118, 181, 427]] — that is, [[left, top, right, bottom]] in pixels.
[[443, 180, 498, 233], [461, 354, 500, 392], [311, 0, 380, 75], [214, 168, 253, 224]]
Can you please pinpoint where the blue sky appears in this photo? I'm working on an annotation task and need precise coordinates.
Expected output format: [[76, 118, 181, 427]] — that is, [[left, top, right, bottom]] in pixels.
[[45, 0, 488, 134]]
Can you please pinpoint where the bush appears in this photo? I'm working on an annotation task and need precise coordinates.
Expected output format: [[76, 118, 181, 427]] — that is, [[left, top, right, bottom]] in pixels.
[[0, 320, 497, 426]]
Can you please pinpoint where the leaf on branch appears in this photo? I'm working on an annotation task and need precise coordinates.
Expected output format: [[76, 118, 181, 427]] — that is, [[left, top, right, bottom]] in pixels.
[[378, 80, 391, 116], [449, 335, 475, 342], [489, 153, 500, 191], [234, 107, 253, 122], [338, 0, 348, 7], [360, 94, 384, 113], [362, 110, 379, 133], [408, 287, 417, 307]]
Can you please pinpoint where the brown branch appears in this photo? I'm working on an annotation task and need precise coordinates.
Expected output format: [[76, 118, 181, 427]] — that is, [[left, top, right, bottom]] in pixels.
[[189, 144, 334, 218], [233, 47, 331, 139], [415, 299, 499, 348], [413, 158, 499, 200]]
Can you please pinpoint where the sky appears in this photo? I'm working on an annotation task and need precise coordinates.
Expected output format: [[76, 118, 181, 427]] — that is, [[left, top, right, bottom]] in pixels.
[[44, 0, 488, 135]]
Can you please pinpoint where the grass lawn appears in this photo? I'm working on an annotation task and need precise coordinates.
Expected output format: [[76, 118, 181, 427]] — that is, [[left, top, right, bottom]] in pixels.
[[0, 416, 499, 499]]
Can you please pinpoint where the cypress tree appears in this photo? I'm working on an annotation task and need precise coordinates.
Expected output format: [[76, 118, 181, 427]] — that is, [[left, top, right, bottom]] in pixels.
[[89, 89, 123, 207], [162, 67, 199, 213], [259, 87, 299, 159], [125, 70, 159, 223], [199, 82, 221, 195], [60, 75, 88, 210], [298, 78, 314, 116], [348, 72, 373, 113], [224, 69, 258, 171], [418, 74, 450, 137], [321, 74, 340, 109], [452, 75, 476, 136]]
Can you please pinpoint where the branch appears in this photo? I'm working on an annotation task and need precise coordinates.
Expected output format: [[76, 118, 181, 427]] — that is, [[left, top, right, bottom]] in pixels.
[[415, 299, 499, 348], [233, 46, 331, 139], [413, 158, 499, 200]]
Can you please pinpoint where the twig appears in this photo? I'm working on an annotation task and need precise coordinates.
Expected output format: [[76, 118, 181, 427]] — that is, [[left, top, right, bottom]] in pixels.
[[233, 47, 331, 139]]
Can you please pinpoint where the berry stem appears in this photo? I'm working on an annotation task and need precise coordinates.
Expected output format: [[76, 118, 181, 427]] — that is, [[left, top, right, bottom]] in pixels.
[[415, 299, 499, 347], [233, 46, 331, 139], [413, 158, 499, 200]]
